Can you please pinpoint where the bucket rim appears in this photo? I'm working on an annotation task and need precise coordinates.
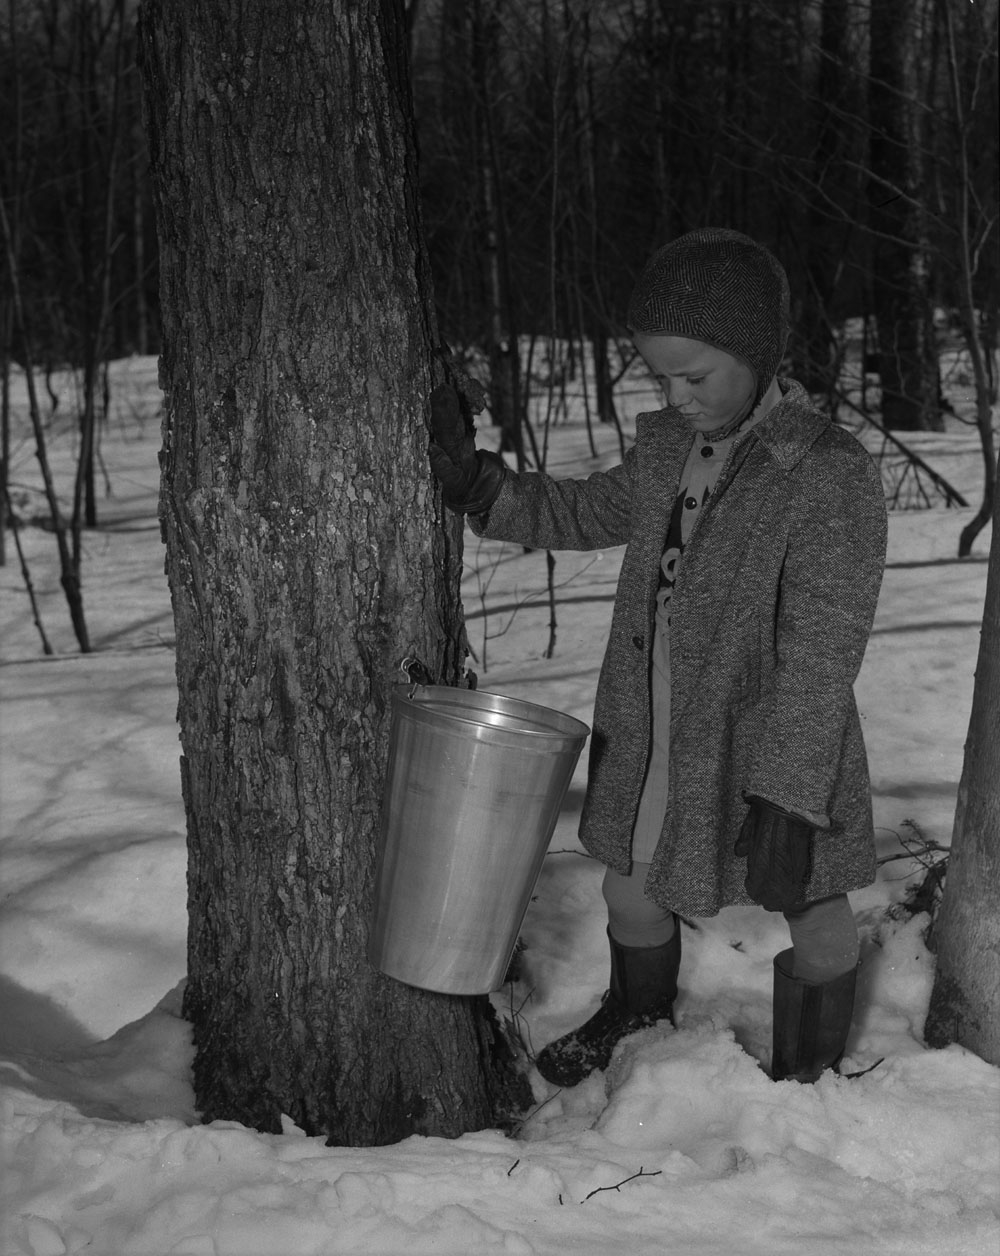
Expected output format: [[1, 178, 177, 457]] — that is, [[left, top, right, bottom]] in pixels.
[[393, 683, 590, 741]]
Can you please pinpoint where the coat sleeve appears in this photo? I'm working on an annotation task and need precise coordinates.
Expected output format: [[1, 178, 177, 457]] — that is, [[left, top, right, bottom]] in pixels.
[[468, 448, 638, 551], [744, 437, 887, 817]]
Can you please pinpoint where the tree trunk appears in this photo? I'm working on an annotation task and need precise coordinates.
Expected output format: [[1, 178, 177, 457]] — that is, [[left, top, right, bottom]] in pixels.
[[868, 0, 941, 431], [925, 456, 1000, 1065], [139, 0, 529, 1145], [1, 285, 10, 570], [793, 0, 851, 396], [472, 0, 524, 466], [937, 0, 998, 557]]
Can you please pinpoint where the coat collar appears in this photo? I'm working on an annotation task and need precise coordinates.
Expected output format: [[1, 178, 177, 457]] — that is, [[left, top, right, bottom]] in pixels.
[[748, 378, 830, 470], [636, 377, 829, 474]]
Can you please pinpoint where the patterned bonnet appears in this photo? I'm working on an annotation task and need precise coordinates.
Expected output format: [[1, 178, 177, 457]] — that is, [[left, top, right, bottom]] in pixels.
[[627, 228, 790, 397]]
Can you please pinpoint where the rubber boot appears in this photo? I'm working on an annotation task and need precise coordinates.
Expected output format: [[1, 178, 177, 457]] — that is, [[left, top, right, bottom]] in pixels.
[[771, 947, 857, 1083], [535, 927, 680, 1088]]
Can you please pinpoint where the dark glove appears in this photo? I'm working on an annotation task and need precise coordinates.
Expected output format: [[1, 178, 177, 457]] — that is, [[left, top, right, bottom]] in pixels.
[[734, 795, 814, 913], [428, 384, 506, 515]]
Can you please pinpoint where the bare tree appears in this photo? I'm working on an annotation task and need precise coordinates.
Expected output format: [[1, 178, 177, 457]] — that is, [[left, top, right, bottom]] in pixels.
[[69, 0, 132, 535], [0, 188, 90, 650], [925, 454, 1000, 1065], [866, 0, 941, 431], [935, 0, 999, 556]]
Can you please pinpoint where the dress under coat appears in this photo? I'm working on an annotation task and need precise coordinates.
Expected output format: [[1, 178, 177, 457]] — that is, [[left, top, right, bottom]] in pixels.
[[471, 379, 888, 918]]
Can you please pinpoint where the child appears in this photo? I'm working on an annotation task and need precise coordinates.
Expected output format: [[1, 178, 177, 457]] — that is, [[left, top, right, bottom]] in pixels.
[[429, 228, 887, 1086]]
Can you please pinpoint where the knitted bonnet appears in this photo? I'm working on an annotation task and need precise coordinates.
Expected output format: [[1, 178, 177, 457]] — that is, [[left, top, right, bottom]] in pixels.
[[627, 228, 790, 398]]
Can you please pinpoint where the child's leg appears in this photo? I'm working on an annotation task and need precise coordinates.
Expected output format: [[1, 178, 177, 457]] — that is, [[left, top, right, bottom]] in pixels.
[[783, 893, 858, 983], [535, 863, 679, 1087], [602, 863, 676, 948]]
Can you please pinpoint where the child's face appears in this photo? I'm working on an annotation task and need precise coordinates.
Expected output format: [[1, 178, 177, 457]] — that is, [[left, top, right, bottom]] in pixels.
[[634, 333, 757, 435]]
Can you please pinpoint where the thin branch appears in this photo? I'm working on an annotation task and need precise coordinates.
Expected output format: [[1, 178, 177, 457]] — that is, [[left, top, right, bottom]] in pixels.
[[581, 1167, 662, 1202]]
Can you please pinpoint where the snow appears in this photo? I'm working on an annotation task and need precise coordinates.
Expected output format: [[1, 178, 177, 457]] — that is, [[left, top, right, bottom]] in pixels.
[[1, 356, 998, 1256]]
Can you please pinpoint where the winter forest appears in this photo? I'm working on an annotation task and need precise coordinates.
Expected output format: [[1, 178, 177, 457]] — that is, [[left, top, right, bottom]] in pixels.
[[2, 1, 999, 1254]]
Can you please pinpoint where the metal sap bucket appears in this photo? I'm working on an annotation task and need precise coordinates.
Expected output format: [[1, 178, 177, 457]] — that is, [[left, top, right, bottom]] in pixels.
[[369, 685, 590, 994]]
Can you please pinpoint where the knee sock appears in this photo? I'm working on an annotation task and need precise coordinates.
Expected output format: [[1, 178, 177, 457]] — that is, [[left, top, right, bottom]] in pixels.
[[784, 894, 859, 983], [601, 872, 856, 978], [602, 863, 676, 948]]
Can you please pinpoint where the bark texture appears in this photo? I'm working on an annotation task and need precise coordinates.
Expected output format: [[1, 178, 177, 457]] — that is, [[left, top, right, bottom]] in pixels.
[[140, 0, 528, 1144], [925, 462, 1000, 1065]]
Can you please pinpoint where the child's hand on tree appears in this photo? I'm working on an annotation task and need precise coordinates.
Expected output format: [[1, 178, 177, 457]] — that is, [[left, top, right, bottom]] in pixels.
[[428, 384, 506, 515]]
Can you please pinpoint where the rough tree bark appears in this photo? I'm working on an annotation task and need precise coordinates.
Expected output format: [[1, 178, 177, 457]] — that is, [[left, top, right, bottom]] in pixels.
[[925, 458, 1000, 1065], [139, 0, 529, 1144]]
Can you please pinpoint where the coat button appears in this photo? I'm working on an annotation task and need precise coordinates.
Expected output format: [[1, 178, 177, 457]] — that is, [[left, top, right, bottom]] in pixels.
[[632, 634, 644, 649]]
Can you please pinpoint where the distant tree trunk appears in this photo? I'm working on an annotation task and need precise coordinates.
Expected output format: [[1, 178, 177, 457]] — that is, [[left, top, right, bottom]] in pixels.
[[793, 0, 851, 396], [0, 194, 91, 651], [140, 0, 528, 1145], [0, 295, 10, 568], [868, 0, 941, 431], [577, 7, 618, 432], [937, 0, 999, 557], [131, 93, 151, 357], [925, 457, 1000, 1064], [72, 0, 130, 532], [471, 0, 523, 465]]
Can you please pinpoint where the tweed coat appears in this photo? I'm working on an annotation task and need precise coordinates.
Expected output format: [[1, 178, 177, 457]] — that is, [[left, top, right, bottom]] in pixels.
[[471, 379, 888, 917]]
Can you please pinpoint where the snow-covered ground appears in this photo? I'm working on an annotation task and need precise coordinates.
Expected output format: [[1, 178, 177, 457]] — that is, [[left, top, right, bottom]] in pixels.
[[1, 356, 998, 1256]]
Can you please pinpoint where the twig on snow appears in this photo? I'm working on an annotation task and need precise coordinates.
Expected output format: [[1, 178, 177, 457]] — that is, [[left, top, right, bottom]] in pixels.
[[581, 1167, 662, 1202]]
